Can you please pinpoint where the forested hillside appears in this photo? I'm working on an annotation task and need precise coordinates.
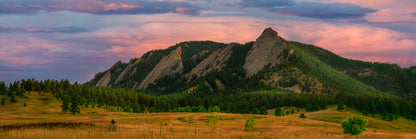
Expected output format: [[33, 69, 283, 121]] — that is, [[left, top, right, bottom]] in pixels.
[[290, 41, 416, 97], [4, 28, 413, 121], [86, 28, 416, 99], [1, 78, 416, 121]]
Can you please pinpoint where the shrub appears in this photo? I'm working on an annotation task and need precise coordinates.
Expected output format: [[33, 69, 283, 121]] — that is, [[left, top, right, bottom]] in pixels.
[[341, 116, 367, 136], [337, 102, 345, 110], [299, 113, 306, 118], [176, 117, 185, 122], [244, 117, 257, 132], [208, 106, 221, 112], [207, 115, 220, 132]]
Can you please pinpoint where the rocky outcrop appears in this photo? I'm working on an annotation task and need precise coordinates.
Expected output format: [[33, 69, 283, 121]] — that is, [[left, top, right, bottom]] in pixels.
[[114, 59, 140, 84], [243, 28, 287, 77], [186, 44, 234, 80], [96, 71, 111, 87], [137, 47, 184, 89]]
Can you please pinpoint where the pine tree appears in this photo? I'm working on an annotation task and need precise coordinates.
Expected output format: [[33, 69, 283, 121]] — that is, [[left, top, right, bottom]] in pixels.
[[70, 99, 80, 114], [337, 102, 345, 110], [10, 92, 17, 102], [61, 95, 70, 113], [274, 107, 282, 116], [1, 98, 6, 106], [259, 106, 268, 115], [0, 82, 6, 95], [16, 88, 25, 97]]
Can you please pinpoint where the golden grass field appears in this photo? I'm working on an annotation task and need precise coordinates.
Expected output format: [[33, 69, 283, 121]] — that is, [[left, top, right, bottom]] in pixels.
[[1, 92, 416, 139]]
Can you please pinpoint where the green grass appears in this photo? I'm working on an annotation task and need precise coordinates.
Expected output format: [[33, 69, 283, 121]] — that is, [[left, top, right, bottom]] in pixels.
[[1, 93, 415, 138], [289, 42, 381, 94]]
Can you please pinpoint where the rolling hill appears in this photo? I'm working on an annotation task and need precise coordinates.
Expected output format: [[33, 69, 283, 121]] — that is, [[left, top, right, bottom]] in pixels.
[[1, 92, 415, 139]]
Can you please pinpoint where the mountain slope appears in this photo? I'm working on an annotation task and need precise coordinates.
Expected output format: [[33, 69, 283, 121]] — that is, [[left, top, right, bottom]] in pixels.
[[137, 47, 184, 89], [87, 28, 416, 98], [86, 41, 227, 88]]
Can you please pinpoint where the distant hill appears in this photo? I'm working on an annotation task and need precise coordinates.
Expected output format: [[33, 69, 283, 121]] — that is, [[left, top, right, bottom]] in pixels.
[[86, 28, 416, 98]]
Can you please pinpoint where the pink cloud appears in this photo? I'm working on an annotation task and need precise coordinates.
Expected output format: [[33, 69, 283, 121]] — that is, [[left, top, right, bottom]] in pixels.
[[276, 21, 416, 67], [0, 36, 69, 66], [330, 0, 416, 23], [0, 0, 200, 15], [78, 14, 416, 67], [85, 15, 269, 60]]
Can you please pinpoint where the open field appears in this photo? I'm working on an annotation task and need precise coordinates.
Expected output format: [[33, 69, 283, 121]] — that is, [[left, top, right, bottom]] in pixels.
[[1, 92, 416, 138]]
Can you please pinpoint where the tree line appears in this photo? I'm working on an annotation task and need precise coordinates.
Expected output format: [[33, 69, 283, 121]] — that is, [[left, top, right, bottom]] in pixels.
[[1, 79, 415, 120]]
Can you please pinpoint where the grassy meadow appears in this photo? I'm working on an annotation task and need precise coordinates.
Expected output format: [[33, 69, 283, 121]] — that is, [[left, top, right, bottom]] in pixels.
[[1, 92, 416, 139]]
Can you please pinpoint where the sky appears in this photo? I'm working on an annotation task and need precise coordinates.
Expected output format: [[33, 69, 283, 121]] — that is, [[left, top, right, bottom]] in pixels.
[[1, 0, 416, 83]]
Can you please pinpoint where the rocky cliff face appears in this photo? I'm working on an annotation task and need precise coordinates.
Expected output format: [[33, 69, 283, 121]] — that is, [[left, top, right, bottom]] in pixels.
[[95, 71, 111, 87], [137, 47, 184, 89], [88, 28, 288, 90], [114, 59, 140, 85], [243, 28, 287, 77], [185, 44, 234, 80]]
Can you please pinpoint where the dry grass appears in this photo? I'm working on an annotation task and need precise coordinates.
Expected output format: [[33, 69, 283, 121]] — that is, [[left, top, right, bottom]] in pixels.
[[1, 93, 416, 139]]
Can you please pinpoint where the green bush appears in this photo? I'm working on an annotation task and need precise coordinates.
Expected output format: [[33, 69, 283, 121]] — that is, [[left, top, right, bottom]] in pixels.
[[208, 106, 221, 112], [299, 113, 306, 118], [341, 116, 368, 136], [244, 117, 257, 132]]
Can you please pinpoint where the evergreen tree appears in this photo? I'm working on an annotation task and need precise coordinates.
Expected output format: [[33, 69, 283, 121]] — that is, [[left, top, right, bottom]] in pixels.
[[110, 119, 117, 131], [10, 92, 17, 102], [305, 104, 314, 112], [1, 97, 5, 106], [337, 102, 345, 110], [61, 95, 70, 113], [70, 99, 80, 114], [16, 88, 25, 97], [274, 107, 282, 116], [0, 82, 6, 95], [259, 106, 268, 115]]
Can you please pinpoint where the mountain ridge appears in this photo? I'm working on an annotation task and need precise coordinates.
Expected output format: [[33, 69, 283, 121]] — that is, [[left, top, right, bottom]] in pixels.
[[86, 28, 416, 98]]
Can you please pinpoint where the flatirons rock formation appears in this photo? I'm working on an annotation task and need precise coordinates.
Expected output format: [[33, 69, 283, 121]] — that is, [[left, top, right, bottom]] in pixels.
[[243, 27, 287, 77], [136, 47, 184, 89], [86, 28, 416, 97]]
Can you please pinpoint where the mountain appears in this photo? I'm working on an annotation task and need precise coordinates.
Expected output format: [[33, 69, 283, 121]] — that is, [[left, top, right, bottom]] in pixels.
[[86, 28, 416, 98]]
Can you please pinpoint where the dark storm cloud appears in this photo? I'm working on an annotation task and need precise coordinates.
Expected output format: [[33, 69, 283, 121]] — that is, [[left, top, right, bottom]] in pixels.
[[0, 0, 201, 15], [0, 26, 88, 33], [269, 2, 376, 19], [235, 0, 294, 8]]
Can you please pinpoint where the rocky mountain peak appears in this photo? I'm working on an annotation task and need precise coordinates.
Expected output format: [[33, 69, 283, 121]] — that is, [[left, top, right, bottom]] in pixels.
[[258, 27, 278, 40], [243, 27, 287, 77]]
